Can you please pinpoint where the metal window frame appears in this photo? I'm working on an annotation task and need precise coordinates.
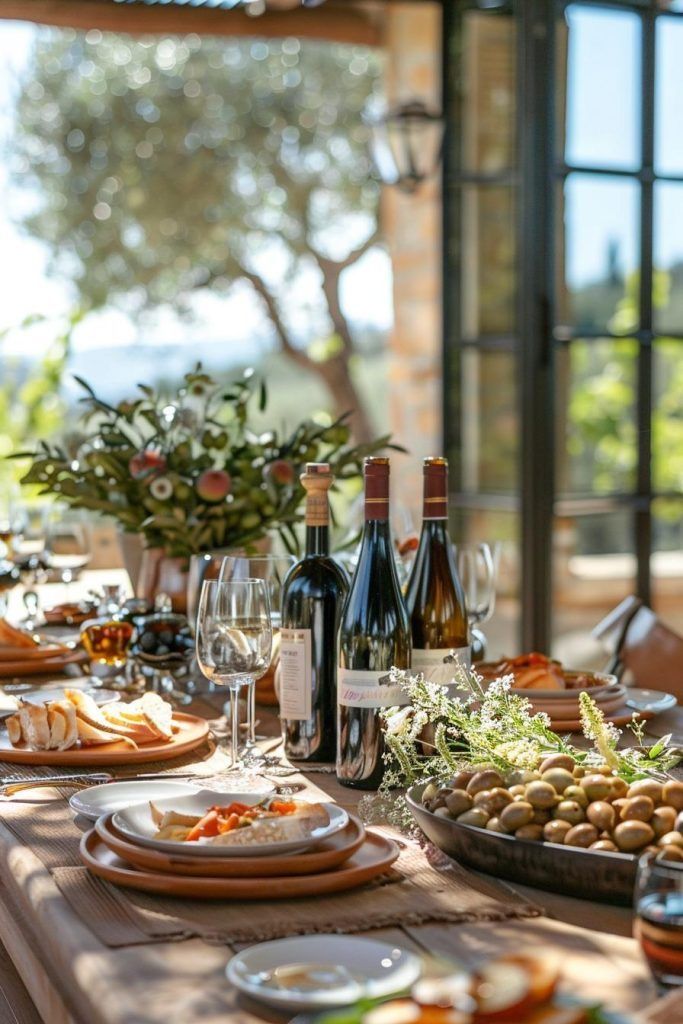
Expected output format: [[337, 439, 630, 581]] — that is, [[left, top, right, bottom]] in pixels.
[[442, 0, 683, 650]]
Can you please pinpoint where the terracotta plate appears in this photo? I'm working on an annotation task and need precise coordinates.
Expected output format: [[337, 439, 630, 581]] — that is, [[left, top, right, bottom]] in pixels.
[[95, 811, 366, 878], [0, 649, 88, 678], [80, 828, 399, 899], [0, 712, 209, 766]]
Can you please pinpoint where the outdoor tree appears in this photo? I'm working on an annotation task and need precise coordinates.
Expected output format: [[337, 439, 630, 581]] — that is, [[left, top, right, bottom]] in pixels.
[[9, 29, 384, 441]]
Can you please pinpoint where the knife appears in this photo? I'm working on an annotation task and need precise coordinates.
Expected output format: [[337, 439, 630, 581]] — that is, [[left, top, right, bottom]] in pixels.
[[0, 771, 200, 795]]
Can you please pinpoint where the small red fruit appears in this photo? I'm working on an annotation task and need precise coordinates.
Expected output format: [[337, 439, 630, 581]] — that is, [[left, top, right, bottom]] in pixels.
[[196, 469, 231, 502], [129, 450, 167, 480], [264, 460, 295, 486]]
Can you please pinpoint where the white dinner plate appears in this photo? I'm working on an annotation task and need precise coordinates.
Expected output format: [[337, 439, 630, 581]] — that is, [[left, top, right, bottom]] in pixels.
[[69, 780, 203, 822], [113, 793, 348, 858], [226, 935, 422, 1013], [625, 688, 677, 714]]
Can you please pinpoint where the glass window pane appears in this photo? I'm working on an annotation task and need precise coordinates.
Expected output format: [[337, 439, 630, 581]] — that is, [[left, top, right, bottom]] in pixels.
[[552, 510, 636, 660], [652, 498, 683, 633], [556, 339, 638, 496], [461, 348, 518, 494], [655, 16, 683, 175], [461, 185, 516, 337], [559, 5, 640, 171], [653, 339, 683, 492], [452, 508, 519, 659], [556, 174, 640, 333], [654, 183, 683, 333], [462, 11, 516, 174]]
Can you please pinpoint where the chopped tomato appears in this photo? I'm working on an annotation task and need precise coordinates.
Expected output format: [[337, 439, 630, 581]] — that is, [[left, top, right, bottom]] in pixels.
[[186, 809, 220, 842], [217, 812, 240, 834], [269, 800, 297, 815]]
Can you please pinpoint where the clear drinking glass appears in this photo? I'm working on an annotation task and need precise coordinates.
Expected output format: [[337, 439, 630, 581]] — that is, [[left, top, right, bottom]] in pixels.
[[44, 508, 92, 585], [219, 554, 295, 754], [195, 579, 272, 773], [455, 541, 500, 661], [635, 852, 683, 990]]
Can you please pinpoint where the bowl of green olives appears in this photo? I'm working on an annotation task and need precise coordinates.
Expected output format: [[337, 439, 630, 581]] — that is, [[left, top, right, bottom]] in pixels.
[[406, 755, 683, 905]]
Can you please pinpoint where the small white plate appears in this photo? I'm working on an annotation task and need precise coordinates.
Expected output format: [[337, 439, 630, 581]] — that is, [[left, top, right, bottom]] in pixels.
[[113, 793, 347, 858], [69, 780, 202, 822], [625, 688, 677, 714], [227, 935, 422, 1013]]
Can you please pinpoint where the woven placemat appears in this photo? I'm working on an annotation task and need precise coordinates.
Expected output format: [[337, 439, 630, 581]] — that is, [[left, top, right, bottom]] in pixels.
[[0, 794, 542, 948]]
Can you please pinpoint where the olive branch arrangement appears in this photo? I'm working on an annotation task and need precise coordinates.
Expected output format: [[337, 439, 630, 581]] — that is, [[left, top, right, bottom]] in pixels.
[[358, 668, 679, 828]]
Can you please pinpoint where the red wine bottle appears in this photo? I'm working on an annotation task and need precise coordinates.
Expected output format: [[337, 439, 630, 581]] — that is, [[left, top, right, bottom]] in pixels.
[[280, 464, 348, 762], [337, 457, 411, 789], [406, 457, 470, 687]]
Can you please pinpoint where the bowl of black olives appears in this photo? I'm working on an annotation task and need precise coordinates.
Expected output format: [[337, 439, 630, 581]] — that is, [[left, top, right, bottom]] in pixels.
[[133, 614, 194, 665]]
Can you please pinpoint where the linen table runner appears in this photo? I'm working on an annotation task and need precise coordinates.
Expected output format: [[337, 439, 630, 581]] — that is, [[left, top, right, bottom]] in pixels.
[[0, 794, 542, 948]]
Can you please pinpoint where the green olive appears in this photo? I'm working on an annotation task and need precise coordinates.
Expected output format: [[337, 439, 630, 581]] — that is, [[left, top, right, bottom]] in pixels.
[[539, 753, 576, 774], [486, 787, 514, 814], [515, 824, 544, 841], [532, 807, 552, 825], [553, 800, 585, 826], [448, 771, 475, 792], [586, 801, 616, 831], [509, 785, 526, 798], [572, 765, 587, 779], [457, 808, 490, 828], [608, 777, 629, 800], [525, 781, 557, 809], [486, 817, 508, 834], [543, 820, 572, 844], [627, 780, 662, 804], [614, 820, 655, 852], [433, 807, 451, 819], [505, 769, 540, 787], [422, 782, 439, 804], [541, 768, 575, 794], [657, 845, 683, 863], [590, 839, 618, 852], [564, 823, 599, 848], [445, 789, 473, 818], [651, 807, 677, 838], [662, 781, 683, 811], [564, 785, 589, 808], [466, 770, 504, 796], [657, 831, 683, 848], [620, 796, 655, 823], [500, 801, 534, 832], [581, 774, 612, 802]]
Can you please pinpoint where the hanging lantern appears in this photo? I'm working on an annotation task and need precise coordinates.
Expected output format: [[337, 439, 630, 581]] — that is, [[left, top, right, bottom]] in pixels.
[[366, 99, 444, 194]]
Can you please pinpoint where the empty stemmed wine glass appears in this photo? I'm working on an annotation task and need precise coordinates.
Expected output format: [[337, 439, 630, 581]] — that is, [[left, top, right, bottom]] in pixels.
[[44, 507, 92, 586], [218, 554, 295, 760], [195, 579, 272, 777], [454, 541, 500, 662]]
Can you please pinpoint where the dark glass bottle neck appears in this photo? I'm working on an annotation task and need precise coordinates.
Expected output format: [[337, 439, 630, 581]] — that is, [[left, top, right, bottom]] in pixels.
[[305, 524, 330, 557], [420, 517, 449, 540], [358, 518, 394, 565]]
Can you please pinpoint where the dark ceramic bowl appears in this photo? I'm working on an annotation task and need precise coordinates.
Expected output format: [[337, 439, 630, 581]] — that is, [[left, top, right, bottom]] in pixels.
[[406, 780, 638, 905]]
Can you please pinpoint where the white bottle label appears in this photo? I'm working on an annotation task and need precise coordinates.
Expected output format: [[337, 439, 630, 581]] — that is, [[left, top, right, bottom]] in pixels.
[[410, 646, 472, 688], [279, 628, 312, 721], [338, 668, 410, 709]]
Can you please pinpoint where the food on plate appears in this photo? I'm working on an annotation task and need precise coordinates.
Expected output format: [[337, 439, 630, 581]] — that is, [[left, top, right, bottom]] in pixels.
[[421, 755, 683, 862], [478, 653, 602, 692], [150, 797, 329, 847], [360, 955, 588, 1024], [5, 690, 174, 752], [44, 601, 96, 626], [0, 618, 70, 661]]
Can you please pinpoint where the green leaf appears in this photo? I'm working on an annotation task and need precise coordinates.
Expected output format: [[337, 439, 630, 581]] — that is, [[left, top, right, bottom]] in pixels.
[[648, 734, 671, 759]]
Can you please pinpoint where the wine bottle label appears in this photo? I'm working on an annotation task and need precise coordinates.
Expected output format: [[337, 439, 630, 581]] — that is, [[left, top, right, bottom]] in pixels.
[[411, 646, 471, 687], [338, 668, 410, 709], [279, 628, 312, 720]]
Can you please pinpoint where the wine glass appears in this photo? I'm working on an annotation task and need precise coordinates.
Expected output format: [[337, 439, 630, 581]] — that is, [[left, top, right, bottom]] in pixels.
[[454, 541, 500, 662], [12, 502, 48, 627], [195, 579, 272, 774], [634, 852, 683, 990], [219, 554, 295, 756], [44, 508, 92, 585]]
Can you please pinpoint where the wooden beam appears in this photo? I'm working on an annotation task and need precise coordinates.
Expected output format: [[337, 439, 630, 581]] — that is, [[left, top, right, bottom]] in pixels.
[[0, 0, 382, 46]]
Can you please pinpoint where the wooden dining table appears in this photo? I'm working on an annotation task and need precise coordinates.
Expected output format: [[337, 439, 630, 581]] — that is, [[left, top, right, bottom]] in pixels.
[[0, 683, 680, 1024]]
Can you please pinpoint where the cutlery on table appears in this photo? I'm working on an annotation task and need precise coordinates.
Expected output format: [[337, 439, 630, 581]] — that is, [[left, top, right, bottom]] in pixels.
[[0, 771, 199, 796]]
